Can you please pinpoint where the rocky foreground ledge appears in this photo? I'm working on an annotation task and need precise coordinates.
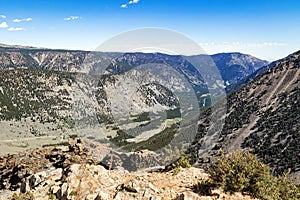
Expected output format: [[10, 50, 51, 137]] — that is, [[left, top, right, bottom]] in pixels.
[[0, 140, 256, 200]]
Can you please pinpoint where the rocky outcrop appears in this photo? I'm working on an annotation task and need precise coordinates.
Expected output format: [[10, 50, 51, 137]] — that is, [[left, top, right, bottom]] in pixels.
[[0, 141, 257, 200], [0, 139, 95, 191]]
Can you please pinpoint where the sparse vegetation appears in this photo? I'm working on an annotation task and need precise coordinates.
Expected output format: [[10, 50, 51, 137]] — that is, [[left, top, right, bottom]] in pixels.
[[69, 191, 77, 196], [166, 108, 181, 119], [201, 151, 300, 200], [69, 134, 78, 140], [242, 88, 300, 175], [132, 112, 150, 122], [122, 123, 179, 152], [0, 69, 74, 123], [9, 192, 35, 200], [42, 141, 69, 147], [87, 136, 96, 140], [110, 129, 134, 147], [96, 113, 114, 124], [164, 155, 192, 175]]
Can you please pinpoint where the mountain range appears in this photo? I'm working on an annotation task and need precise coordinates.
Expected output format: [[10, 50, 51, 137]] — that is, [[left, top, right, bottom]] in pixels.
[[0, 43, 298, 183], [0, 44, 268, 85]]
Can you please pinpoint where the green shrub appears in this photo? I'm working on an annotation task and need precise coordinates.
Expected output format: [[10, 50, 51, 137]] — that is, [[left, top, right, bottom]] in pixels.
[[69, 134, 78, 140], [164, 155, 192, 175], [69, 191, 77, 196], [193, 179, 216, 196], [175, 155, 192, 169], [207, 151, 300, 200], [171, 167, 181, 175], [9, 192, 34, 200]]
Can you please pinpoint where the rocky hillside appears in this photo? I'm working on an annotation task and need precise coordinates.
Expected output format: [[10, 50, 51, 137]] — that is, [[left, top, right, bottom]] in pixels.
[[0, 139, 258, 200], [0, 67, 186, 156], [2, 43, 267, 157], [193, 50, 300, 182]]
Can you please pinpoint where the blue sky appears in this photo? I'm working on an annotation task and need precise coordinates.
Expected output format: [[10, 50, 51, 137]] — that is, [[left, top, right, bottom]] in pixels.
[[0, 0, 300, 60]]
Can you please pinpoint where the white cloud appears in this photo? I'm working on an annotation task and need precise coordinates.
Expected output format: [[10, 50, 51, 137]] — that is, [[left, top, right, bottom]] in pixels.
[[12, 19, 21, 23], [7, 27, 24, 31], [0, 15, 6, 19], [128, 0, 140, 4], [121, 4, 128, 8], [199, 42, 287, 49], [13, 18, 32, 23], [199, 42, 288, 61], [64, 16, 81, 21], [121, 0, 140, 8], [0, 22, 8, 28]]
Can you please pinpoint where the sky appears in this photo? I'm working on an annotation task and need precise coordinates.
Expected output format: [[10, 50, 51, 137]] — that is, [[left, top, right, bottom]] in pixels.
[[0, 0, 300, 61]]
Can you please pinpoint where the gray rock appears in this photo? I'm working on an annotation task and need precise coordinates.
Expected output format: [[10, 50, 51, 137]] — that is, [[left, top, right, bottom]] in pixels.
[[0, 190, 14, 200]]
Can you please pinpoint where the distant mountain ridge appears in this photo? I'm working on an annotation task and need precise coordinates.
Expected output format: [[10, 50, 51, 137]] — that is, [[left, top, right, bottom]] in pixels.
[[211, 52, 269, 85], [0, 44, 268, 86]]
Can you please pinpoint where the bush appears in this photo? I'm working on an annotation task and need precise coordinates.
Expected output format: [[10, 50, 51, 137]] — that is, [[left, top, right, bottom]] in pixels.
[[207, 151, 300, 200], [164, 155, 192, 175], [9, 192, 34, 200]]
